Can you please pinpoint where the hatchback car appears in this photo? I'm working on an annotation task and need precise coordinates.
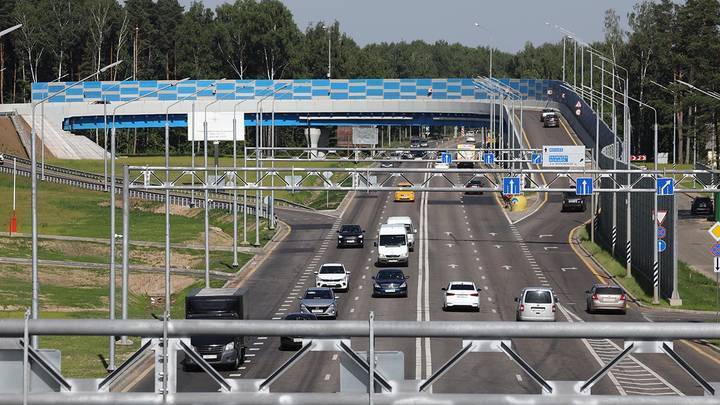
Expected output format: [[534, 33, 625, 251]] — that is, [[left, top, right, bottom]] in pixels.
[[315, 263, 350, 291], [442, 281, 481, 311], [561, 192, 586, 212], [372, 269, 409, 297], [394, 182, 415, 202], [337, 224, 365, 248], [586, 284, 627, 314], [464, 178, 484, 195], [279, 312, 317, 350], [691, 197, 714, 216], [515, 287, 557, 322], [299, 287, 338, 319]]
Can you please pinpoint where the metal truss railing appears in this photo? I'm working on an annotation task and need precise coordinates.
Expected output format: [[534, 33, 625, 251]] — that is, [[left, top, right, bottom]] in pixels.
[[125, 165, 720, 194], [1, 319, 718, 403]]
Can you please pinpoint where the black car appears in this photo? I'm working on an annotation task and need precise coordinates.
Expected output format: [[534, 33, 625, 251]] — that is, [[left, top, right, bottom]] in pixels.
[[372, 269, 409, 298], [279, 312, 317, 350], [337, 224, 365, 247], [561, 192, 586, 212], [691, 197, 714, 216], [544, 112, 559, 128], [540, 108, 554, 122], [464, 178, 484, 195], [410, 138, 421, 148]]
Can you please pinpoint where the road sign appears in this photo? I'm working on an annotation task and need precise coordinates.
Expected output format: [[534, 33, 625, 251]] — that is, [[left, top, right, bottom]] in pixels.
[[542, 145, 585, 168], [531, 153, 542, 165], [656, 210, 668, 226], [709, 222, 720, 241], [630, 155, 647, 161], [714, 257, 720, 273], [441, 152, 453, 164], [576, 177, 593, 196], [483, 152, 495, 165], [712, 243, 720, 257], [502, 177, 521, 196], [656, 178, 674, 196], [657, 226, 666, 239], [575, 101, 582, 109], [658, 240, 667, 253], [575, 109, 581, 116]]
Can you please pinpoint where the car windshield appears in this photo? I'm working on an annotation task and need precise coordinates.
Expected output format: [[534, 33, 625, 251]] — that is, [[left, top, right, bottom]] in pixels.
[[450, 284, 475, 291], [524, 290, 552, 303], [320, 266, 345, 274], [379, 235, 406, 246], [340, 225, 361, 233], [378, 271, 405, 281], [595, 287, 623, 295], [469, 180, 482, 186], [563, 192, 579, 199], [304, 289, 333, 299]]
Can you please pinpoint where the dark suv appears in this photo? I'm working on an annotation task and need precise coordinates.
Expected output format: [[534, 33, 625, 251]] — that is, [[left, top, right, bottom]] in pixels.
[[337, 224, 365, 248], [561, 192, 585, 212], [544, 112, 559, 128], [691, 197, 714, 216]]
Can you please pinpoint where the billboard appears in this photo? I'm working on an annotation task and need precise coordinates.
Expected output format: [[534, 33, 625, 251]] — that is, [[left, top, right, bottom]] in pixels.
[[352, 127, 378, 145], [187, 112, 244, 141]]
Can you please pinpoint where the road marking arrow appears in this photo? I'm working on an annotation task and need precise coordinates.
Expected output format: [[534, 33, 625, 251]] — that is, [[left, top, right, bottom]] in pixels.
[[561, 267, 578, 272], [501, 265, 512, 270], [539, 234, 553, 239], [543, 246, 558, 251], [449, 264, 459, 269]]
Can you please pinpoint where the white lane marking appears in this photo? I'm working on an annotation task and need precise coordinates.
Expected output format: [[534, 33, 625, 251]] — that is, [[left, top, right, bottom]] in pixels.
[[245, 354, 256, 357], [350, 308, 355, 313], [239, 367, 247, 370], [354, 296, 359, 301], [249, 348, 260, 351], [362, 275, 366, 279], [253, 342, 264, 346], [332, 354, 338, 361], [491, 308, 497, 313], [516, 374, 523, 382], [324, 374, 331, 381], [229, 373, 242, 377], [272, 317, 282, 320], [257, 337, 268, 340], [481, 275, 486, 280], [487, 297, 493, 302], [358, 285, 363, 290]]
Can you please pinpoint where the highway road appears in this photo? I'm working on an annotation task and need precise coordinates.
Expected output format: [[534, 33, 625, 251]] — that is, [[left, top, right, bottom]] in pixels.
[[132, 109, 720, 396]]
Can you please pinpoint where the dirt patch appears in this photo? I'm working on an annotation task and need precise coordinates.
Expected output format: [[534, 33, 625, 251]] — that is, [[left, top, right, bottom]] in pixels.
[[128, 273, 196, 296], [102, 197, 201, 218], [130, 248, 198, 269], [0, 265, 105, 288], [191, 226, 233, 247], [0, 117, 28, 158], [41, 239, 108, 260]]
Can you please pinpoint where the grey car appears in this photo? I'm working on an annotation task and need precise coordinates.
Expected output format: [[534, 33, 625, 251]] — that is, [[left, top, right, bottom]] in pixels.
[[586, 284, 627, 314], [299, 287, 338, 319]]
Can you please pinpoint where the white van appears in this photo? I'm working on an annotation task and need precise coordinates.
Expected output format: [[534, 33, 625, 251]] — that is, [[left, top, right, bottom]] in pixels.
[[375, 223, 409, 266], [386, 216, 415, 251]]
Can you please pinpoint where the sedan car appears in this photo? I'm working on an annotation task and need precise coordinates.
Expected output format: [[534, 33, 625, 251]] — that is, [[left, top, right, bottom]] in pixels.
[[337, 224, 365, 248], [515, 287, 557, 322], [434, 161, 449, 169], [442, 281, 481, 311], [315, 263, 350, 291], [586, 284, 626, 314], [561, 192, 586, 212], [691, 196, 714, 216], [372, 269, 409, 297], [279, 312, 317, 350], [540, 108, 554, 122], [394, 182, 415, 202], [464, 178, 484, 195], [299, 287, 338, 319], [544, 112, 559, 128]]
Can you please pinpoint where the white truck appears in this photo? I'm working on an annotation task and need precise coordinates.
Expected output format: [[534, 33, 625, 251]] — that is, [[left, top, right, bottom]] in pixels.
[[456, 144, 476, 168], [375, 223, 409, 266], [386, 216, 415, 251]]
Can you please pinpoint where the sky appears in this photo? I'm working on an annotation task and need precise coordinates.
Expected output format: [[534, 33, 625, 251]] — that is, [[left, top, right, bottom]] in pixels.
[[180, 0, 639, 53]]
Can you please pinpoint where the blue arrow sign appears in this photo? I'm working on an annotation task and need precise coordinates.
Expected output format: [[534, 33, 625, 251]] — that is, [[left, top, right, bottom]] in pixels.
[[657, 178, 674, 196], [503, 177, 521, 196], [658, 240, 667, 253], [441, 152, 453, 164], [531, 153, 542, 165], [576, 177, 593, 196], [657, 226, 666, 239], [483, 152, 495, 165]]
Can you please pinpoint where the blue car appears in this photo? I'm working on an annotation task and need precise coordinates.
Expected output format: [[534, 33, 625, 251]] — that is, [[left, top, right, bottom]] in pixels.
[[372, 269, 409, 298]]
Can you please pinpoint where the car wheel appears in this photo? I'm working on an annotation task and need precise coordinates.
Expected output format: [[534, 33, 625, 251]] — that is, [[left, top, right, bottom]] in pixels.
[[515, 313, 520, 321], [232, 353, 240, 370], [402, 292, 408, 298], [442, 305, 447, 312]]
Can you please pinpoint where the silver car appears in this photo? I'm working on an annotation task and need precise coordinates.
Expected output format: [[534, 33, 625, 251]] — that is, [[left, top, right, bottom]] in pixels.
[[515, 287, 557, 322], [586, 284, 627, 314], [299, 287, 338, 319]]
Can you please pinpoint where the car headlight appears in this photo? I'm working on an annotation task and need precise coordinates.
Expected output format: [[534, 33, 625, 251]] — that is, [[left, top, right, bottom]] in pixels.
[[338, 235, 343, 239], [224, 342, 235, 352], [400, 282, 407, 288], [300, 304, 309, 313], [374, 283, 381, 289], [328, 304, 336, 312], [358, 234, 363, 238]]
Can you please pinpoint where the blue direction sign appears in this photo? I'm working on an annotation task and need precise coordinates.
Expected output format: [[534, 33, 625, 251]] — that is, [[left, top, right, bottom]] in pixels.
[[658, 240, 667, 253], [531, 153, 542, 165], [576, 177, 593, 196], [503, 177, 521, 196], [657, 178, 674, 196], [483, 152, 495, 165], [441, 152, 453, 164], [657, 226, 666, 239], [711, 243, 720, 257]]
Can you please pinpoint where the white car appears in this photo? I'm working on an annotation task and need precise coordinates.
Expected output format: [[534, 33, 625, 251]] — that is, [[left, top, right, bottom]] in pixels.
[[434, 161, 449, 169], [315, 263, 350, 291], [442, 281, 481, 311], [515, 287, 557, 322]]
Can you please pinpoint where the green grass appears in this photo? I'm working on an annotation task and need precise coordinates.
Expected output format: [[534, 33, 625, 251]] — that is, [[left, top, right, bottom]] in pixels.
[[579, 227, 718, 311]]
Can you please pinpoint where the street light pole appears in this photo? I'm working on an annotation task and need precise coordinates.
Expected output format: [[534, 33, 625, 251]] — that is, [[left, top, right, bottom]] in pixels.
[[231, 82, 255, 261], [102, 77, 132, 191], [323, 24, 331, 79], [474, 23, 494, 79]]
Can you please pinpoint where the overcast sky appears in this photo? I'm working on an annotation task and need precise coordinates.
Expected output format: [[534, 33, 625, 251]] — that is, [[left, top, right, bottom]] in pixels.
[[181, 0, 640, 52]]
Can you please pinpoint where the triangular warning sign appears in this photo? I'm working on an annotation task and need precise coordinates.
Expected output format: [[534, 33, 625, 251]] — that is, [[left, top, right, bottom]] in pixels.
[[575, 101, 582, 109], [656, 210, 667, 225]]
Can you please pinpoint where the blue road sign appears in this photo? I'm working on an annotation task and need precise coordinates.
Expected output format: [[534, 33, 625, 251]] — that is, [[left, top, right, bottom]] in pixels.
[[657, 177, 674, 196], [711, 243, 720, 257], [531, 153, 542, 165], [657, 226, 666, 239], [658, 240, 667, 253], [576, 177, 593, 196], [483, 152, 495, 165], [503, 177, 521, 196], [441, 152, 452, 164]]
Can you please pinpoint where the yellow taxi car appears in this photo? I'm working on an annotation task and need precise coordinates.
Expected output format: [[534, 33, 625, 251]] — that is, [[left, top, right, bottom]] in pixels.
[[394, 182, 415, 202]]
